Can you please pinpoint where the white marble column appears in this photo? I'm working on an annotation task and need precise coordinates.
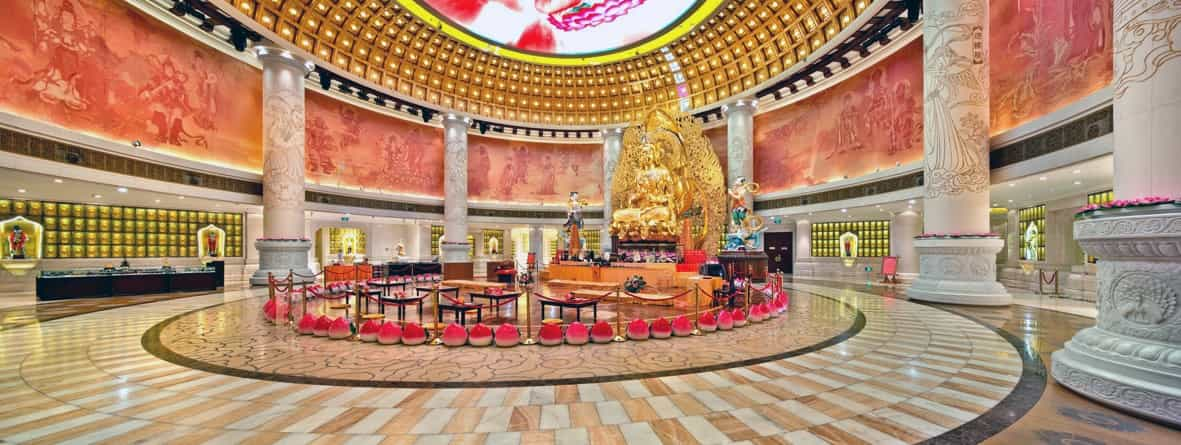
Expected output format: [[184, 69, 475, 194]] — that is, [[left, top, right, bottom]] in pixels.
[[909, 0, 1010, 305], [441, 113, 472, 264], [1006, 210, 1020, 265], [723, 99, 757, 204], [1052, 0, 1181, 426], [250, 46, 315, 285], [601, 127, 624, 255], [794, 219, 811, 275], [890, 210, 921, 276], [529, 226, 544, 271]]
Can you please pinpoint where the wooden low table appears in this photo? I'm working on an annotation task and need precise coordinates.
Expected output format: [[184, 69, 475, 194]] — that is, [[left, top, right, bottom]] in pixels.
[[441, 280, 506, 292], [375, 294, 427, 321], [546, 279, 616, 289], [437, 300, 482, 325], [570, 289, 675, 306], [538, 297, 598, 322], [416, 285, 460, 300], [468, 291, 523, 319]]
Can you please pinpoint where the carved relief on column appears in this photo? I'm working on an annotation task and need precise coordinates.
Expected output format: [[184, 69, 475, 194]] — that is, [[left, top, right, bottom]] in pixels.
[[441, 113, 472, 263], [922, 0, 990, 199], [1113, 0, 1181, 98], [262, 94, 305, 213]]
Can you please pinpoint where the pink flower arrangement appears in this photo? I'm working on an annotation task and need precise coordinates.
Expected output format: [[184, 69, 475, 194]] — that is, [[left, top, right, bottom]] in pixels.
[[1076, 196, 1178, 216]]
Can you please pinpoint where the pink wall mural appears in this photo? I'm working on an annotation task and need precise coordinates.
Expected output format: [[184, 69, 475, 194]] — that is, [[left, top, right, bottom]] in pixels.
[[305, 92, 445, 197], [0, 0, 263, 171], [467, 136, 603, 204], [753, 40, 924, 194], [990, 0, 1113, 136]]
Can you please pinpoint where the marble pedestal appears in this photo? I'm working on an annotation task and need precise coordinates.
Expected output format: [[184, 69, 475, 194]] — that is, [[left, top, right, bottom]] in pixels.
[[441, 244, 473, 280], [250, 239, 313, 286], [908, 237, 1011, 306], [1052, 206, 1181, 426]]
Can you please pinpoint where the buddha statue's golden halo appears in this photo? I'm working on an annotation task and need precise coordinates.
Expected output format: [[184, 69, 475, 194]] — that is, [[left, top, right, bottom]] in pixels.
[[609, 109, 726, 254]]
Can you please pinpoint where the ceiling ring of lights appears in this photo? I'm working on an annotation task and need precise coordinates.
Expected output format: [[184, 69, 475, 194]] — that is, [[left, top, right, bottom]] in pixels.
[[402, 0, 726, 65]]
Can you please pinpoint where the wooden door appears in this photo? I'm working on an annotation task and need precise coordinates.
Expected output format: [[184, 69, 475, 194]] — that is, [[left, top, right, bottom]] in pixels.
[[764, 232, 793, 274]]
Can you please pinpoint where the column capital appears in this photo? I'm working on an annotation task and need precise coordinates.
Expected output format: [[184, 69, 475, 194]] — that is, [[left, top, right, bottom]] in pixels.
[[721, 98, 758, 115], [442, 113, 472, 126], [252, 46, 315, 74], [601, 126, 627, 137]]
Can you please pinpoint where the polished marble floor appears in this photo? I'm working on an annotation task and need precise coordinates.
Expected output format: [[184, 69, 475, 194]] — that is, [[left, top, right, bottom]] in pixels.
[[0, 278, 1175, 444]]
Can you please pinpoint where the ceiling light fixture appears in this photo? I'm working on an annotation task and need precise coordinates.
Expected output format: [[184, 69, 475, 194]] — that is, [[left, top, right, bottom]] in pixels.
[[1074, 180, 1082, 185], [116, 187, 128, 193], [154, 199, 161, 203], [92, 194, 102, 199], [177, 196, 185, 200], [17, 188, 26, 193], [1073, 169, 1081, 174], [1039, 176, 1047, 181], [53, 178, 63, 183], [907, 199, 916, 204], [1009, 183, 1016, 187]]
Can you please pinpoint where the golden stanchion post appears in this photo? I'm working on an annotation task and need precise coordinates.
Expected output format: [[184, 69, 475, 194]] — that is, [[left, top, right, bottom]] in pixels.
[[613, 283, 626, 342], [286, 270, 295, 325], [691, 285, 702, 336], [522, 283, 536, 345], [745, 278, 751, 309], [429, 283, 443, 345]]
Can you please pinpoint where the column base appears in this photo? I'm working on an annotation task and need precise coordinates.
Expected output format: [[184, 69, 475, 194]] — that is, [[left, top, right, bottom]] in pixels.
[[1052, 329, 1181, 426], [908, 237, 1011, 306], [440, 244, 473, 280], [250, 239, 313, 286], [1051, 205, 1181, 426]]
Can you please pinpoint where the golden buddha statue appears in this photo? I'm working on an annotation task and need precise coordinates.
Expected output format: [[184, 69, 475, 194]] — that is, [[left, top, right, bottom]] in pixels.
[[609, 109, 725, 251], [610, 111, 694, 242]]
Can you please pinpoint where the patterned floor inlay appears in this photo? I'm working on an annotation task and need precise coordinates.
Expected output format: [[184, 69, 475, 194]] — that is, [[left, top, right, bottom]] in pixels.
[[0, 282, 1035, 444], [145, 292, 860, 387], [786, 277, 1181, 445]]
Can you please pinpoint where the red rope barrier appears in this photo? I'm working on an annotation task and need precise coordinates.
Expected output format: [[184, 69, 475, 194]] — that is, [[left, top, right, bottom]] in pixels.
[[623, 288, 694, 301]]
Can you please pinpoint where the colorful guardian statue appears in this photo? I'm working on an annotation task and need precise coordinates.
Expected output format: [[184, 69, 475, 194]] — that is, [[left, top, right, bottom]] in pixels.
[[564, 191, 589, 255], [7, 225, 28, 259], [724, 177, 766, 250]]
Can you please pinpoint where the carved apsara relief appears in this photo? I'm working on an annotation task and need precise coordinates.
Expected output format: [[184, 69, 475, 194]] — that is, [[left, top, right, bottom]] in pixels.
[[923, 0, 991, 198], [1113, 0, 1181, 98], [262, 93, 305, 210]]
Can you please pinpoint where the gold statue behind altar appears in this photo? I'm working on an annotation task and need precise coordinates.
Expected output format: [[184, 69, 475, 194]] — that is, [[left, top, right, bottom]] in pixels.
[[610, 109, 726, 254]]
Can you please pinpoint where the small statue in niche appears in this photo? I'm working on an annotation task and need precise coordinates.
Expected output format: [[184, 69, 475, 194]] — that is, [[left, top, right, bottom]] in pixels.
[[7, 225, 28, 259], [395, 241, 406, 258], [205, 230, 219, 257], [487, 236, 501, 255]]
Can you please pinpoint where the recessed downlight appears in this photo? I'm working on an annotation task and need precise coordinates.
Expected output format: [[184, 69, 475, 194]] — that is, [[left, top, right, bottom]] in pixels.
[[92, 194, 102, 199], [16, 188, 26, 193], [1039, 176, 1047, 181], [116, 187, 128, 193], [177, 196, 185, 200], [53, 178, 63, 183]]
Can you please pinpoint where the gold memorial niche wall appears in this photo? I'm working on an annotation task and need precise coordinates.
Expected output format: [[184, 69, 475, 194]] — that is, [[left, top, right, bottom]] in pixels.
[[228, 0, 872, 125], [1019, 205, 1046, 262], [811, 221, 889, 257], [0, 199, 243, 259]]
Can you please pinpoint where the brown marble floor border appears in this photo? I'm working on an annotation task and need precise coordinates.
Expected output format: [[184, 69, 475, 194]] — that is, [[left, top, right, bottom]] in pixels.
[[140, 289, 867, 388]]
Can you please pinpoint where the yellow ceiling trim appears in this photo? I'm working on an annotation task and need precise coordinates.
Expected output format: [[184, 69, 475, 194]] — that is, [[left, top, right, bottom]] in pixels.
[[395, 0, 726, 66]]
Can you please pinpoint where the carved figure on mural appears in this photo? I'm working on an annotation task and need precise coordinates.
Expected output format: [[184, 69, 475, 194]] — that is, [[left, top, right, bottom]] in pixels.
[[22, 0, 95, 111], [138, 56, 209, 148], [7, 226, 28, 259]]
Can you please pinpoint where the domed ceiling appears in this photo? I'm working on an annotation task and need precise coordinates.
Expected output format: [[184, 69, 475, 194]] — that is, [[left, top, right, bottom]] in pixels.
[[226, 0, 872, 125], [413, 0, 720, 63]]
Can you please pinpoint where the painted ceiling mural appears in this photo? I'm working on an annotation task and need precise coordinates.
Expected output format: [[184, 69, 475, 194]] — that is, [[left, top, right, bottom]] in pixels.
[[753, 40, 925, 194], [0, 0, 263, 172], [419, 0, 699, 55], [467, 135, 603, 204], [305, 92, 445, 197], [990, 0, 1113, 136]]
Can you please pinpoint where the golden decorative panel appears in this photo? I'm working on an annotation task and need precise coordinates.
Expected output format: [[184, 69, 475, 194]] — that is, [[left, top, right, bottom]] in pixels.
[[225, 0, 872, 125]]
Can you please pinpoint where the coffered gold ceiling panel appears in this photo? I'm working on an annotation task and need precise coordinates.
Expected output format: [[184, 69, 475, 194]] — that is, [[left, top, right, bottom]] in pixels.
[[227, 0, 873, 125]]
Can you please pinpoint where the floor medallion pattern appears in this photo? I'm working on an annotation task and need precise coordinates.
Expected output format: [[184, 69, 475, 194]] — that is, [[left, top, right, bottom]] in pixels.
[[145, 292, 859, 387]]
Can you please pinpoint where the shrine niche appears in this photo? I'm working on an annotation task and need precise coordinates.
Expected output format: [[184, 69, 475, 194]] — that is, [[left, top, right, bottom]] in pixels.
[[609, 109, 725, 254], [1, 216, 43, 275], [196, 225, 226, 259]]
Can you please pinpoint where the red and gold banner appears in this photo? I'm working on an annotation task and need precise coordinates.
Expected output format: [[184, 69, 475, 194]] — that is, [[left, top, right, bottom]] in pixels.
[[467, 136, 603, 204], [0, 0, 263, 172], [305, 92, 444, 197], [990, 0, 1113, 136], [753, 40, 924, 194]]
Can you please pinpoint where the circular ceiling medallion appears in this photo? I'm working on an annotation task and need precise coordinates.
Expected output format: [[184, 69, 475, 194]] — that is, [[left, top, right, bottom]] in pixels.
[[403, 0, 724, 65]]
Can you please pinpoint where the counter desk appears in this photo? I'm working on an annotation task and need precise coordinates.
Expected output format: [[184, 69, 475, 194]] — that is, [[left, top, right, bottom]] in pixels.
[[36, 267, 220, 301]]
